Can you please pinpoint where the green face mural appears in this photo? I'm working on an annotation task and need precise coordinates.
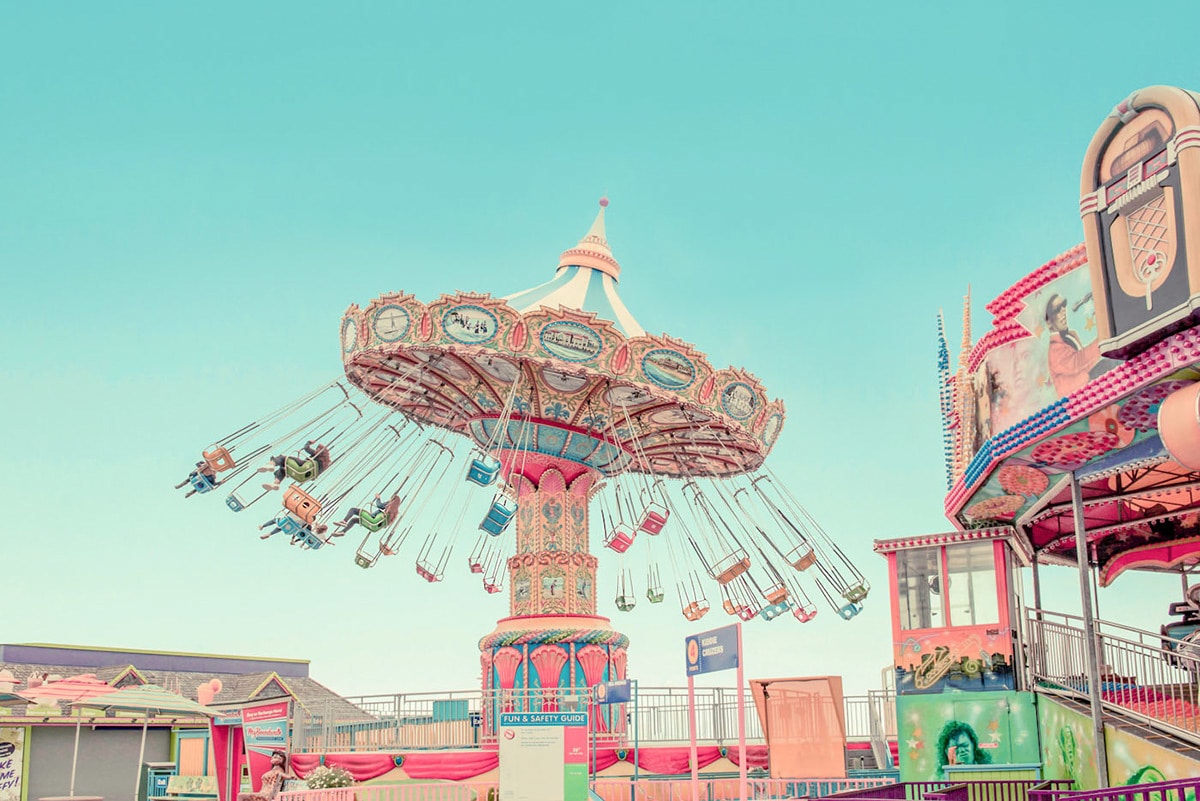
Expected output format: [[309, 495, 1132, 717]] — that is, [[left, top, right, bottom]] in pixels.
[[1038, 695, 1200, 791], [897, 691, 1039, 781]]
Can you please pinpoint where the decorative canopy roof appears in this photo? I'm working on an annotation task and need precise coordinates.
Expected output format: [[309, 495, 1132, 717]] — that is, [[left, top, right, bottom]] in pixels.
[[504, 198, 645, 338]]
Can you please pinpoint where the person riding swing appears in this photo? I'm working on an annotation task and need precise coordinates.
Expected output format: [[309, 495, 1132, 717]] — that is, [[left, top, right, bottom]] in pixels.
[[332, 492, 402, 536], [259, 440, 331, 491]]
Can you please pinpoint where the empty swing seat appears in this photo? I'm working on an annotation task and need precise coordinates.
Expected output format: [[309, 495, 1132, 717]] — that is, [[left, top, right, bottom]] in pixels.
[[763, 583, 789, 605], [355, 553, 377, 569], [838, 602, 862, 620], [736, 605, 760, 622], [468, 557, 485, 574], [759, 601, 791, 622], [467, 457, 501, 486], [604, 525, 635, 554], [636, 503, 669, 535], [225, 494, 245, 512], [283, 486, 322, 524], [842, 582, 869, 603], [787, 546, 817, 571], [480, 497, 518, 536], [647, 589, 665, 604], [713, 553, 751, 585], [682, 601, 710, 621], [203, 446, 236, 473], [615, 595, 636, 612], [484, 580, 503, 594], [793, 606, 818, 623], [416, 563, 441, 583], [722, 599, 738, 616]]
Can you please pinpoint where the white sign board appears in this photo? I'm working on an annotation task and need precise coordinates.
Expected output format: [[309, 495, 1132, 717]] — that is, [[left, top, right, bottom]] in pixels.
[[0, 728, 24, 801], [498, 712, 588, 801]]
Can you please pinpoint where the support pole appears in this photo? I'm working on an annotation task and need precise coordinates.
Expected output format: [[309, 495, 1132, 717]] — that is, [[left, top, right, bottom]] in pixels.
[[1031, 553, 1043, 619], [688, 675, 699, 801], [1071, 473, 1109, 787], [736, 622, 747, 801]]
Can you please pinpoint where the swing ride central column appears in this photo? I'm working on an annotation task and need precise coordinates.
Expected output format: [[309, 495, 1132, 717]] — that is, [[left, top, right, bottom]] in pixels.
[[478, 459, 630, 727]]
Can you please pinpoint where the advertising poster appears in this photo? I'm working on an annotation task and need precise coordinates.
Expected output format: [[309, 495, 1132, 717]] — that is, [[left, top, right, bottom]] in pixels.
[[498, 712, 588, 801], [0, 728, 24, 801], [242, 700, 290, 791], [685, 624, 739, 676]]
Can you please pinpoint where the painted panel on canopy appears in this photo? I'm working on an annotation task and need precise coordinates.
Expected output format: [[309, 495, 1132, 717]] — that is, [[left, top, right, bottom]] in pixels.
[[896, 691, 1038, 782], [962, 266, 1119, 467]]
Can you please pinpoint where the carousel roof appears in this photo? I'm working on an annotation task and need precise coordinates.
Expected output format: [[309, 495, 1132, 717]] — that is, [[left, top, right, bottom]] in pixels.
[[503, 199, 645, 338]]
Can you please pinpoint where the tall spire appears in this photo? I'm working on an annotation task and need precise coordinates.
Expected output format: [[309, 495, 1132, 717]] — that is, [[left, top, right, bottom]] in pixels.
[[937, 311, 955, 489], [558, 197, 622, 279]]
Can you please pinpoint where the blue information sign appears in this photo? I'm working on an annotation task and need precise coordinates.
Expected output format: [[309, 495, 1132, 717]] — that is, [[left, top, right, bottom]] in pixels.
[[685, 624, 740, 675], [595, 680, 632, 705]]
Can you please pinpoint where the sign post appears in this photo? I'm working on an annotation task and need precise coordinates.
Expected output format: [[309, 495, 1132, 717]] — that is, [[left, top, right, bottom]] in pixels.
[[685, 623, 746, 801]]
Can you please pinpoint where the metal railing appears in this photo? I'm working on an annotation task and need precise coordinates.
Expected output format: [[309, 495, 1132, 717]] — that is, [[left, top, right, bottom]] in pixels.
[[1028, 776, 1200, 801], [826, 781, 1072, 801], [296, 685, 897, 753], [281, 783, 493, 801], [1026, 608, 1200, 745], [592, 776, 896, 801]]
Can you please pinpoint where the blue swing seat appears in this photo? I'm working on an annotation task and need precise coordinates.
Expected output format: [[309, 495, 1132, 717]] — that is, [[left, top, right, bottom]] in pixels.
[[190, 473, 217, 494], [480, 496, 518, 536], [276, 514, 305, 536], [759, 600, 792, 622], [225, 494, 245, 512], [467, 457, 501, 487], [838, 602, 862, 620]]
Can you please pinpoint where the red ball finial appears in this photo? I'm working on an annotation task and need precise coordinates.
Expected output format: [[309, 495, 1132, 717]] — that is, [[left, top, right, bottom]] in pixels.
[[599, 197, 609, 208]]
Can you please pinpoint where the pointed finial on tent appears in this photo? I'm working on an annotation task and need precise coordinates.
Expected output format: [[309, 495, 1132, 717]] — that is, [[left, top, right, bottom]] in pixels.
[[558, 197, 621, 279]]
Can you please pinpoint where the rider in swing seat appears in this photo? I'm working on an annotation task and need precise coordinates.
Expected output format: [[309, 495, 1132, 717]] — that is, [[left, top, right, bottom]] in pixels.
[[332, 492, 401, 536], [258, 515, 329, 542], [259, 440, 331, 491], [175, 461, 220, 498]]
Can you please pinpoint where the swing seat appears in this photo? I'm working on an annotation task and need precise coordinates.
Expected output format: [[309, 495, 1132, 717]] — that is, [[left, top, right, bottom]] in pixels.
[[636, 502, 669, 535], [480, 496, 518, 536], [615, 595, 636, 612], [190, 473, 217, 493], [276, 514, 306, 536], [842, 581, 869, 604], [416, 562, 442, 583], [838, 602, 862, 620], [787, 546, 817, 571], [647, 589, 665, 604], [722, 599, 738, 616], [682, 601, 710, 621], [360, 509, 389, 532], [284, 457, 319, 483], [283, 485, 322, 525], [713, 553, 751, 585], [203, 446, 236, 473], [467, 457, 501, 487], [759, 601, 790, 622], [468, 557, 485, 574], [225, 494, 245, 512], [763, 583, 789, 605], [483, 580, 503, 594], [299, 531, 324, 550], [355, 553, 376, 569], [793, 606, 818, 623], [603, 525, 635, 554], [736, 605, 760, 622]]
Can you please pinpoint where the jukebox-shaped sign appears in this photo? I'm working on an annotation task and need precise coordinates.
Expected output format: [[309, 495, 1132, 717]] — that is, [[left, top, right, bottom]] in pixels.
[[1081, 85, 1200, 358]]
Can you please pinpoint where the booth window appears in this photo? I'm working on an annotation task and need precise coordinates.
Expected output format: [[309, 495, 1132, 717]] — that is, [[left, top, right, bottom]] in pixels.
[[946, 541, 999, 626], [896, 547, 943, 630]]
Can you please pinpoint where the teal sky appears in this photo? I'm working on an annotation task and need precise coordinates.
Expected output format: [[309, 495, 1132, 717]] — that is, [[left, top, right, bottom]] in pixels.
[[2, 2, 1198, 699]]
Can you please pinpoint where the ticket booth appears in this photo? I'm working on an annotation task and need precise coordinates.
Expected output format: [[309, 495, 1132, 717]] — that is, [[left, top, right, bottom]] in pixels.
[[876, 528, 1026, 695]]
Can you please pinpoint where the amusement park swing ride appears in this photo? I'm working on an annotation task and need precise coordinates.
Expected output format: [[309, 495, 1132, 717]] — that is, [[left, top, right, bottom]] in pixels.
[[176, 198, 869, 699]]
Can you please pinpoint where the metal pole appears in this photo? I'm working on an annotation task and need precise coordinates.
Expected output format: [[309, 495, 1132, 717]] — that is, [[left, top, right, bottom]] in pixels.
[[633, 679, 639, 783], [736, 623, 747, 801], [1070, 472, 1109, 787], [688, 674, 699, 801], [1031, 553, 1043, 619]]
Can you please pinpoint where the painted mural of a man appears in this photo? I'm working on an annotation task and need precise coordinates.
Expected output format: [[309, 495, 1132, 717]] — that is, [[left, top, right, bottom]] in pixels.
[[1045, 294, 1102, 397], [936, 720, 991, 777]]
